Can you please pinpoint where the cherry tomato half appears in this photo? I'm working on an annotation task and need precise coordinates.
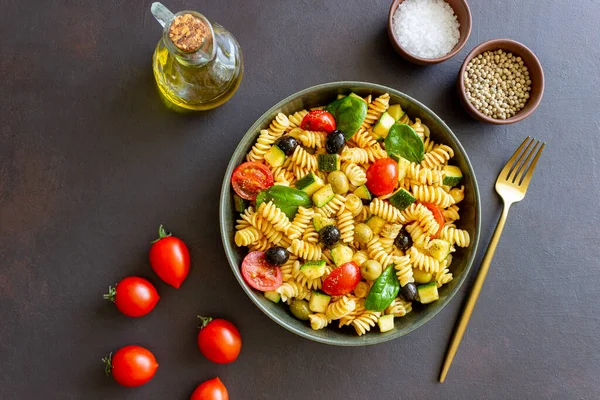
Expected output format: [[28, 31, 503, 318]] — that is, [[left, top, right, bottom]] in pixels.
[[190, 377, 229, 400], [104, 277, 159, 317], [104, 345, 158, 388], [322, 261, 361, 296], [231, 162, 274, 201], [300, 110, 336, 133], [197, 317, 242, 364], [241, 251, 282, 291], [366, 158, 399, 196], [149, 225, 190, 288], [420, 202, 445, 238]]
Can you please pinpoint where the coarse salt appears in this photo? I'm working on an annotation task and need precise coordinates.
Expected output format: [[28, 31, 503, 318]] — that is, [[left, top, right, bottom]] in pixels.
[[392, 0, 460, 59]]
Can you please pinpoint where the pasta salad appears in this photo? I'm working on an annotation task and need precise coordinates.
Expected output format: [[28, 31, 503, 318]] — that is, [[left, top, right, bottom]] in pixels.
[[230, 92, 470, 336]]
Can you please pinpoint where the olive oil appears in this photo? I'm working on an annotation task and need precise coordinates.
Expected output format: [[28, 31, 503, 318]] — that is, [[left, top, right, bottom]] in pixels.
[[151, 3, 243, 111]]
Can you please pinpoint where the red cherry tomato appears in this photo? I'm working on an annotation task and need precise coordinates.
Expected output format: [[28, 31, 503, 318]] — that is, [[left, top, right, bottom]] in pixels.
[[322, 261, 361, 296], [241, 251, 282, 291], [190, 377, 229, 400], [366, 158, 399, 196], [104, 345, 158, 388], [104, 277, 159, 317], [197, 317, 242, 364], [300, 110, 336, 133], [231, 162, 274, 201], [149, 225, 190, 288], [420, 202, 445, 237]]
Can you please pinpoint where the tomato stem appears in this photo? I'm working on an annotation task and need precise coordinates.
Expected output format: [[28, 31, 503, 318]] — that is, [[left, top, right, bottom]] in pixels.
[[152, 224, 172, 243], [197, 315, 213, 330], [101, 353, 113, 377], [103, 286, 116, 303]]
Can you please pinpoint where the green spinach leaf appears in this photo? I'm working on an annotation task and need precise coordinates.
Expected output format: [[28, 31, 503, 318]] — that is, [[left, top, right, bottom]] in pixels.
[[365, 264, 400, 312], [384, 123, 424, 163], [326, 96, 367, 140], [255, 185, 312, 219]]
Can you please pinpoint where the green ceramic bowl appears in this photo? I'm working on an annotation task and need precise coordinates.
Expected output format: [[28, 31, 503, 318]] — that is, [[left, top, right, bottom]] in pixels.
[[219, 82, 480, 346]]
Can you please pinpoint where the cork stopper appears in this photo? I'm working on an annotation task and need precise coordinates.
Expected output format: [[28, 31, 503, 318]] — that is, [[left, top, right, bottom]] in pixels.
[[168, 13, 208, 53]]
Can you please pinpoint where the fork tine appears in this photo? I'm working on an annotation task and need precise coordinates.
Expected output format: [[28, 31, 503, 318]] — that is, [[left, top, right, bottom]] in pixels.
[[507, 137, 535, 182], [499, 136, 532, 180], [518, 142, 545, 189], [513, 140, 541, 184]]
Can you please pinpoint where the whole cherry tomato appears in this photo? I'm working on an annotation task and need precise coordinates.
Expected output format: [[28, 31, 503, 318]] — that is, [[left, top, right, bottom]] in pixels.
[[322, 261, 361, 296], [419, 202, 445, 237], [241, 251, 282, 291], [149, 225, 190, 288], [190, 377, 229, 400], [366, 158, 399, 196], [300, 110, 336, 133], [104, 277, 159, 317], [103, 345, 158, 388], [231, 161, 274, 201], [197, 316, 242, 364]]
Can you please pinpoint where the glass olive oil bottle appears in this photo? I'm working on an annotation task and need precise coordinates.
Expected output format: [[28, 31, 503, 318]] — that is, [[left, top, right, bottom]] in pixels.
[[151, 2, 243, 111]]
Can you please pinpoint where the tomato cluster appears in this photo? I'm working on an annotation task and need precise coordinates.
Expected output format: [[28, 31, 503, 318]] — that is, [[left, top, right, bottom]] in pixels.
[[103, 225, 239, 398]]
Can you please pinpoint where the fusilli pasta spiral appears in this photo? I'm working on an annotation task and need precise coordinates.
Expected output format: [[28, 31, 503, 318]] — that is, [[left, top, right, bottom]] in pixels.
[[442, 205, 460, 223], [315, 194, 346, 217], [242, 208, 285, 245], [394, 254, 415, 287], [369, 198, 405, 223], [362, 93, 390, 129], [341, 163, 367, 186], [267, 113, 290, 137], [309, 313, 330, 330], [385, 297, 412, 317], [326, 295, 356, 320], [350, 128, 378, 148], [290, 145, 318, 170], [352, 309, 381, 336], [258, 201, 292, 233], [288, 239, 322, 260], [276, 281, 311, 304], [440, 225, 470, 247], [435, 268, 453, 288], [337, 208, 355, 243], [411, 185, 455, 208], [246, 129, 277, 162], [287, 110, 308, 130], [234, 226, 261, 247], [287, 206, 314, 240], [367, 237, 396, 269], [409, 246, 443, 274], [406, 164, 445, 186], [421, 144, 454, 169], [298, 130, 327, 148]]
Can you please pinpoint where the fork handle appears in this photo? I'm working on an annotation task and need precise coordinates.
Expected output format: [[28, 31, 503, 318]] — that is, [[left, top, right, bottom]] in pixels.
[[439, 203, 511, 382]]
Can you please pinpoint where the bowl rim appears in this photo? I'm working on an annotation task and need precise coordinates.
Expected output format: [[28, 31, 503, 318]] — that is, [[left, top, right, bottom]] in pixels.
[[219, 81, 481, 346], [458, 38, 545, 124], [387, 0, 472, 65]]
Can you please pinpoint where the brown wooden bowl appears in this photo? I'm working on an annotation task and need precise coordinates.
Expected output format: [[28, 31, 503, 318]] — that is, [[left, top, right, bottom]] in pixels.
[[457, 39, 545, 124], [387, 0, 472, 65]]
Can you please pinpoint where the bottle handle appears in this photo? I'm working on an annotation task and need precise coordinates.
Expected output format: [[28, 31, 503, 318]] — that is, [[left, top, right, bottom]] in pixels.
[[151, 2, 174, 28]]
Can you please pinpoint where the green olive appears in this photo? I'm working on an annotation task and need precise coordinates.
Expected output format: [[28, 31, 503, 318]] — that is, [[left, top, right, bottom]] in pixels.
[[289, 299, 311, 321], [354, 223, 373, 245], [328, 171, 350, 195], [361, 260, 382, 281]]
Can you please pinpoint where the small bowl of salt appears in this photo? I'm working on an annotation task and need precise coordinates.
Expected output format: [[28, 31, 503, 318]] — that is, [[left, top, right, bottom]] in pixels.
[[388, 0, 471, 65]]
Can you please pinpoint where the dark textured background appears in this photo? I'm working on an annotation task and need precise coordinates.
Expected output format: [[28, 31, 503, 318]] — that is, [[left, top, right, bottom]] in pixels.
[[1, 0, 599, 399]]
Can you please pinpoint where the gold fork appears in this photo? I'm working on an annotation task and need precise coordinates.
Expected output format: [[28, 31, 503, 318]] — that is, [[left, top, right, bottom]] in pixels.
[[439, 136, 546, 382]]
